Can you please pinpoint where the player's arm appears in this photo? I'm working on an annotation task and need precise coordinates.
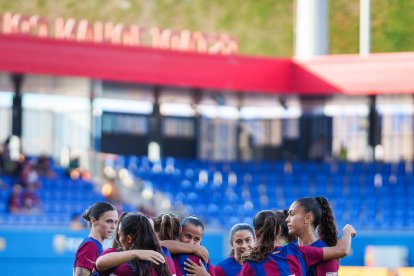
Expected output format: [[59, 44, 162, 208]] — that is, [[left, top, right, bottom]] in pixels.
[[322, 224, 356, 260], [96, 250, 165, 271], [74, 267, 91, 276], [160, 240, 209, 262]]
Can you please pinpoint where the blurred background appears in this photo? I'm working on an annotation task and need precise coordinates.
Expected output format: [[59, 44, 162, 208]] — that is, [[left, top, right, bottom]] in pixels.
[[1, 0, 414, 275]]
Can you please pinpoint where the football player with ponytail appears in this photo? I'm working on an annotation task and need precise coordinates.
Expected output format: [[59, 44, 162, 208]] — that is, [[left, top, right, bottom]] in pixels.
[[240, 210, 355, 276], [286, 197, 339, 276]]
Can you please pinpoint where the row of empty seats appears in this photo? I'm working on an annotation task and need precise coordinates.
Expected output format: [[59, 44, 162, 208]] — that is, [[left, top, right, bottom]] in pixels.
[[112, 156, 414, 230], [2, 156, 413, 230]]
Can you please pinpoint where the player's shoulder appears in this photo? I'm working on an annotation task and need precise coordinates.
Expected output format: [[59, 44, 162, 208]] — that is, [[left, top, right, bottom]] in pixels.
[[216, 256, 236, 267], [78, 237, 99, 250], [310, 239, 327, 248]]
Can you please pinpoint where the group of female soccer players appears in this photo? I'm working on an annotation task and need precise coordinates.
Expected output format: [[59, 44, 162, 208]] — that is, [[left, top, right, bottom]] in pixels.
[[74, 196, 356, 276]]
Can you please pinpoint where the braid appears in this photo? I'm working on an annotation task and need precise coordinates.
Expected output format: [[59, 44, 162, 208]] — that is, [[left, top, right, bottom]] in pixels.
[[315, 197, 338, 246]]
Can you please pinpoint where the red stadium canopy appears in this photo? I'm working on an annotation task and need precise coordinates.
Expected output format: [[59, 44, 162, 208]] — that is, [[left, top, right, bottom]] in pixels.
[[1, 34, 413, 95]]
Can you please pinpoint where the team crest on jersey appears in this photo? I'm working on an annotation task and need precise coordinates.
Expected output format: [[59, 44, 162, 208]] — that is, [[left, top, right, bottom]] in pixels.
[[326, 273, 338, 276]]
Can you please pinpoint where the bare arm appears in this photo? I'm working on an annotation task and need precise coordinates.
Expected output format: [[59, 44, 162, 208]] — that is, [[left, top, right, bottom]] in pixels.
[[74, 267, 91, 276], [96, 250, 165, 271], [160, 240, 209, 262], [322, 224, 356, 260]]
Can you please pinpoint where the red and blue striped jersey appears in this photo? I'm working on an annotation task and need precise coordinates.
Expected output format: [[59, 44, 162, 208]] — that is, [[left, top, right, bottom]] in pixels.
[[74, 237, 102, 272], [214, 256, 242, 276], [306, 240, 338, 276], [240, 243, 323, 276], [162, 246, 177, 275]]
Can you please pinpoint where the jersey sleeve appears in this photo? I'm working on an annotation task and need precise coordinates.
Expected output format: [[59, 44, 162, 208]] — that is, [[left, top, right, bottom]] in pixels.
[[74, 241, 100, 271], [240, 262, 255, 276], [299, 245, 324, 268]]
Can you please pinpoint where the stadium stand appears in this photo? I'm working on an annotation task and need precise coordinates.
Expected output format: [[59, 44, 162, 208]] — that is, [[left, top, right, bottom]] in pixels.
[[0, 159, 106, 227], [1, 156, 413, 231]]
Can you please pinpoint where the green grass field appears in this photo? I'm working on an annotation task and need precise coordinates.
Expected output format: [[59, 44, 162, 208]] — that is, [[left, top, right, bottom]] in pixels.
[[1, 0, 414, 57]]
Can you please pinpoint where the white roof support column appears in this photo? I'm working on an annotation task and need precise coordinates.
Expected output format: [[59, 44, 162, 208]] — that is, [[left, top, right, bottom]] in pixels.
[[294, 0, 328, 59], [360, 0, 371, 56]]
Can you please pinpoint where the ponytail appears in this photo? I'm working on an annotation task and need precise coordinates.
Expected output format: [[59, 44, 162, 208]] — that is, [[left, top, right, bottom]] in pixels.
[[154, 212, 180, 241], [295, 197, 338, 247], [121, 213, 172, 276], [244, 210, 279, 263], [315, 197, 338, 246], [160, 214, 174, 240]]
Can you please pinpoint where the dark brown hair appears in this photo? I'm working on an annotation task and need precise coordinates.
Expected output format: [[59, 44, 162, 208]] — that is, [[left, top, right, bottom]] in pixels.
[[112, 211, 129, 248], [245, 210, 278, 262], [82, 202, 115, 228], [275, 209, 297, 243], [153, 212, 181, 241], [295, 196, 338, 246], [121, 212, 172, 276]]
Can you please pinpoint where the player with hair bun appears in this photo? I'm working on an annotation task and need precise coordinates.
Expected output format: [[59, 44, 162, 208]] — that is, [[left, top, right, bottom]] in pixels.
[[240, 210, 355, 276], [74, 202, 118, 276]]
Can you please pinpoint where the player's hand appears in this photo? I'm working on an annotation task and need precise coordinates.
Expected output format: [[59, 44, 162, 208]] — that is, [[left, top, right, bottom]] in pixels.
[[184, 259, 210, 276], [342, 224, 356, 238], [133, 250, 165, 265], [192, 245, 209, 263]]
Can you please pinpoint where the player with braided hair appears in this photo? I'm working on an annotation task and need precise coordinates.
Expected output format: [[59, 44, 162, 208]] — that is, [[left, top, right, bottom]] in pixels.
[[286, 196, 339, 276], [240, 210, 355, 276]]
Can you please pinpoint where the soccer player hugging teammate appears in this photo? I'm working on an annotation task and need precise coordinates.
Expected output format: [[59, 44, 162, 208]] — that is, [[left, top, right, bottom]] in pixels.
[[74, 202, 118, 276], [154, 213, 215, 276], [286, 197, 340, 276], [240, 210, 356, 276], [95, 212, 172, 276], [214, 223, 256, 276], [180, 216, 216, 275]]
